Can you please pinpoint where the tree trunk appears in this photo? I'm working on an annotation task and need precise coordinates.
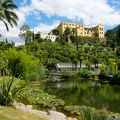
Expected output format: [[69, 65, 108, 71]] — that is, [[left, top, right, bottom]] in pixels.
[[75, 63, 77, 71], [80, 60, 82, 69]]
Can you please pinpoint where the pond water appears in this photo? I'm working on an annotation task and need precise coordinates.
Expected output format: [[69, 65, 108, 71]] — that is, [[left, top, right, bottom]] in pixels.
[[43, 79, 120, 113]]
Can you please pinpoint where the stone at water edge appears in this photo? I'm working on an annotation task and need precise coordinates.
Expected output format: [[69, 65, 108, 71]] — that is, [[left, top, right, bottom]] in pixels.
[[26, 105, 33, 109], [48, 110, 67, 120], [67, 117, 78, 120]]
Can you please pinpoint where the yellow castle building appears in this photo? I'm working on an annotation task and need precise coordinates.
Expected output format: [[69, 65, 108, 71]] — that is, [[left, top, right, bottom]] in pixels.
[[57, 21, 105, 39]]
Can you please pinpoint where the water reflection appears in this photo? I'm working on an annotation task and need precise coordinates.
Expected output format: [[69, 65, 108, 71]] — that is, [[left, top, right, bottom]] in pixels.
[[43, 79, 120, 113]]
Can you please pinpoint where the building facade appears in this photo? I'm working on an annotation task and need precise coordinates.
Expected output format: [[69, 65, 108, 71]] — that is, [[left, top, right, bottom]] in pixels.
[[35, 32, 57, 42], [57, 22, 104, 38]]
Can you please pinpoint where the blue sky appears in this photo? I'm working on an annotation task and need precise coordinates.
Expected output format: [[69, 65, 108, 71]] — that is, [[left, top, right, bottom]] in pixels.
[[1, 0, 120, 45]]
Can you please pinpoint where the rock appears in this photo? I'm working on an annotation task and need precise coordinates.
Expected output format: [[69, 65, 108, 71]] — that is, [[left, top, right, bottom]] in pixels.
[[26, 105, 33, 109], [73, 118, 78, 120], [67, 117, 73, 120], [67, 117, 78, 120], [48, 110, 67, 120], [13, 102, 67, 120]]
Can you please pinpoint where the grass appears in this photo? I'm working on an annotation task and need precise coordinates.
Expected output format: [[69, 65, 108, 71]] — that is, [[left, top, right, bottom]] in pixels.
[[0, 106, 47, 120]]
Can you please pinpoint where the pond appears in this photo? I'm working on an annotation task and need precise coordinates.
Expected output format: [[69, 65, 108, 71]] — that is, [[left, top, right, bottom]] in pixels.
[[43, 79, 120, 113]]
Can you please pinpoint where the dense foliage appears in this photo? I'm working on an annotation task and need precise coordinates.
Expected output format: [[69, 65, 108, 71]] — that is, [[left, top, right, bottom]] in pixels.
[[0, 37, 119, 82]]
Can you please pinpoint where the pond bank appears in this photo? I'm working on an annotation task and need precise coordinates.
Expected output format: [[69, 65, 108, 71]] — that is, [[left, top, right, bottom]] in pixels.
[[13, 102, 77, 120]]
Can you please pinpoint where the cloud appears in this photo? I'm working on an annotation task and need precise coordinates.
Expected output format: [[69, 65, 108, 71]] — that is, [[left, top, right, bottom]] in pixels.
[[33, 21, 60, 33], [0, 21, 23, 45], [31, 0, 120, 26], [15, 5, 33, 26]]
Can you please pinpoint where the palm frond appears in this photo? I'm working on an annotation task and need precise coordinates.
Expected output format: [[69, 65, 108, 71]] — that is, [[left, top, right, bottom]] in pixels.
[[0, 17, 9, 30], [0, 0, 18, 31]]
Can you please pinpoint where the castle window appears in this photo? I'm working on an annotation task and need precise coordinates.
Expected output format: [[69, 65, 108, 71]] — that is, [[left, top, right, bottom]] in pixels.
[[100, 28, 103, 31]]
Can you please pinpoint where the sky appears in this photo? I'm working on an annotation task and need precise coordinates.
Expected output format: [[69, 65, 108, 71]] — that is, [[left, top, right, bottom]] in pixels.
[[1, 0, 120, 45]]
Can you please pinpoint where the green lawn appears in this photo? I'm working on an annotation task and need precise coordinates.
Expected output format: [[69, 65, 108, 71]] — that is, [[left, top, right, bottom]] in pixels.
[[0, 106, 47, 120]]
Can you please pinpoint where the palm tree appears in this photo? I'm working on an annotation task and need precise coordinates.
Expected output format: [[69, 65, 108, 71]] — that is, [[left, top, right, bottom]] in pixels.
[[0, 0, 18, 31], [19, 24, 33, 44], [77, 48, 84, 68]]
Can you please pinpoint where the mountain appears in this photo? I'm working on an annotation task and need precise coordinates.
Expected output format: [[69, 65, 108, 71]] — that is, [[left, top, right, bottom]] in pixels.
[[111, 24, 120, 33]]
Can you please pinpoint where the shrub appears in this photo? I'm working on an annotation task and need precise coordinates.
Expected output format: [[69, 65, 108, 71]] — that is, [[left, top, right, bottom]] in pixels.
[[76, 69, 92, 78], [0, 77, 26, 105], [64, 105, 83, 116], [61, 69, 73, 78], [99, 63, 108, 80], [110, 72, 120, 85], [64, 106, 108, 120], [26, 64, 46, 81], [26, 71, 40, 81], [83, 107, 107, 120], [28, 92, 65, 109], [4, 49, 42, 80], [20, 84, 65, 110], [99, 70, 108, 80]]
